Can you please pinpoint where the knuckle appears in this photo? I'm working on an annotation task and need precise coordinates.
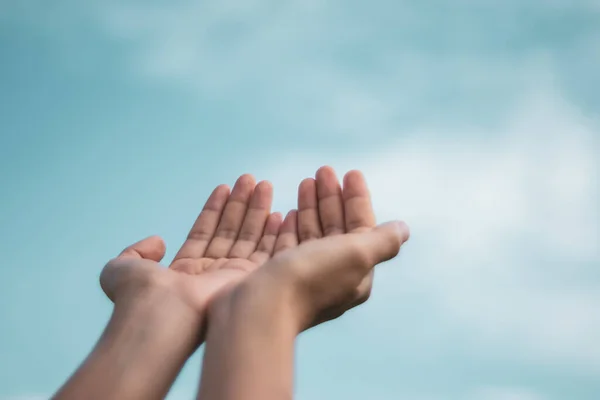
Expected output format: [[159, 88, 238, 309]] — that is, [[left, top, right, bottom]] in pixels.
[[187, 230, 212, 242], [236, 230, 257, 242], [254, 241, 269, 253], [217, 227, 239, 240], [322, 223, 343, 236], [298, 230, 321, 242]]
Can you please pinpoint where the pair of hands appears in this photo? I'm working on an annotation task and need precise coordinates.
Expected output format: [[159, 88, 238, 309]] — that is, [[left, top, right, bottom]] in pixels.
[[100, 166, 409, 343]]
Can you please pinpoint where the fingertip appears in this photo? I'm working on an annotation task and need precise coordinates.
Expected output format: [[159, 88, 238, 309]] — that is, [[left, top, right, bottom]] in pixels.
[[342, 170, 370, 199], [147, 235, 167, 259], [147, 234, 167, 247], [385, 220, 410, 243], [214, 184, 231, 194], [235, 173, 257, 189], [315, 165, 337, 179], [272, 210, 283, 218], [274, 209, 300, 253], [251, 180, 274, 207], [397, 220, 410, 243], [298, 178, 317, 208], [287, 208, 299, 220], [315, 166, 342, 197], [299, 177, 316, 191], [280, 209, 298, 232], [270, 211, 284, 224], [371, 221, 410, 261], [263, 211, 284, 234], [255, 180, 274, 198], [119, 235, 166, 262], [256, 180, 273, 190], [203, 184, 231, 212], [343, 169, 365, 185], [237, 173, 256, 182], [284, 207, 298, 219], [377, 220, 409, 236], [208, 184, 231, 202], [229, 173, 257, 202]]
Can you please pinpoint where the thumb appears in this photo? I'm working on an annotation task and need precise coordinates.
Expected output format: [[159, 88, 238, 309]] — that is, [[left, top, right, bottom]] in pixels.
[[360, 221, 410, 265], [118, 235, 167, 262], [291, 220, 409, 276]]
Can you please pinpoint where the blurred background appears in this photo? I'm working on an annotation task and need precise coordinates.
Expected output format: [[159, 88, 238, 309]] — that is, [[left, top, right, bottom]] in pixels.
[[0, 1, 598, 399]]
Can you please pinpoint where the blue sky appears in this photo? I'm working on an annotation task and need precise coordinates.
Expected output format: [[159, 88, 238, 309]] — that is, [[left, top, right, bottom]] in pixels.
[[0, 1, 599, 399]]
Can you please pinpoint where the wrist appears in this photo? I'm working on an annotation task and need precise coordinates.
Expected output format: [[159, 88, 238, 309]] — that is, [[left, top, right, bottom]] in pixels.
[[111, 287, 204, 347], [208, 271, 302, 336], [55, 291, 203, 400], [199, 273, 299, 400]]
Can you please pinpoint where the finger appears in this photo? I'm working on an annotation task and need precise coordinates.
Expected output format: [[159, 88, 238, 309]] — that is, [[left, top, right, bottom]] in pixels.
[[204, 174, 256, 259], [172, 184, 230, 262], [276, 221, 408, 329], [274, 209, 299, 253], [361, 221, 410, 264], [295, 221, 409, 277], [297, 178, 322, 242], [228, 181, 274, 259], [342, 170, 376, 233], [118, 235, 166, 262], [315, 166, 345, 236], [249, 212, 284, 265]]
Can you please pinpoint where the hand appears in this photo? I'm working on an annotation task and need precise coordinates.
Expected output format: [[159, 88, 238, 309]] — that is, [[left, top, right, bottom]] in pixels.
[[54, 174, 300, 400], [100, 174, 299, 341], [212, 167, 410, 332], [296, 166, 379, 326], [196, 167, 409, 400]]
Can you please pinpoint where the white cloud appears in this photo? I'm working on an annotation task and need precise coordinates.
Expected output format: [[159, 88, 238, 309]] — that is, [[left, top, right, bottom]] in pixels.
[[94, 0, 600, 138]]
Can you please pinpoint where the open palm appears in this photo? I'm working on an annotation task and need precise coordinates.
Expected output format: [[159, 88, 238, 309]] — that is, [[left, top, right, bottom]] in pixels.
[[294, 166, 378, 326], [100, 174, 299, 317]]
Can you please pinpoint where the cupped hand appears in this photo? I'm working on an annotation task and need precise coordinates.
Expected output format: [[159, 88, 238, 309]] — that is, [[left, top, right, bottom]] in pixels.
[[296, 166, 380, 325], [100, 174, 299, 327], [222, 167, 410, 332]]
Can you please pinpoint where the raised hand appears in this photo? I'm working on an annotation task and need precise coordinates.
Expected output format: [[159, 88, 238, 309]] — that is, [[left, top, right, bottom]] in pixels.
[[296, 166, 380, 325], [53, 174, 303, 400], [209, 166, 410, 332], [198, 167, 409, 400], [100, 174, 299, 336]]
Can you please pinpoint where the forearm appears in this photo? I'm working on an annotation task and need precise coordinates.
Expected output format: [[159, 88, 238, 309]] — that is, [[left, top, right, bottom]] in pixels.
[[197, 282, 300, 400], [53, 291, 202, 400]]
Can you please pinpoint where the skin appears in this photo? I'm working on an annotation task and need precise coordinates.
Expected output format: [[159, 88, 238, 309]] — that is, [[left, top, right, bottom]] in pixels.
[[197, 167, 410, 400], [53, 174, 296, 400], [52, 167, 409, 400], [99, 175, 298, 323]]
